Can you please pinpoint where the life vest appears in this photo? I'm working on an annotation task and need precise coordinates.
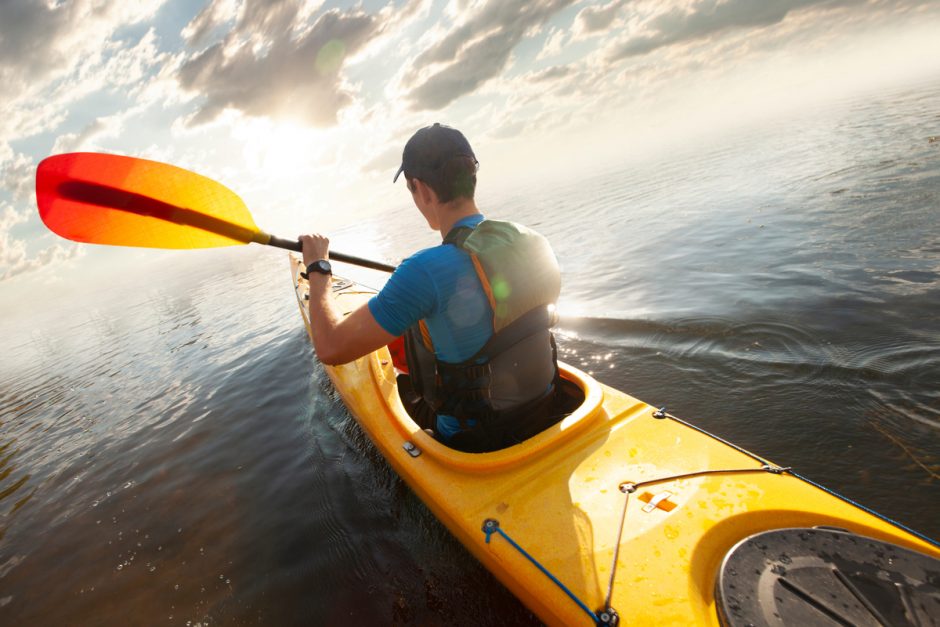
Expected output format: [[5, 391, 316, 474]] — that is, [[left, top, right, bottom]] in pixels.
[[403, 220, 561, 450]]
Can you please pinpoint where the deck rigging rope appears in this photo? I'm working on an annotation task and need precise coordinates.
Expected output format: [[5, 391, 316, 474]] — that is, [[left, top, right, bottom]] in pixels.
[[603, 483, 633, 612], [655, 406, 940, 549], [481, 519, 602, 625], [602, 464, 791, 618], [478, 406, 794, 626], [600, 407, 794, 622]]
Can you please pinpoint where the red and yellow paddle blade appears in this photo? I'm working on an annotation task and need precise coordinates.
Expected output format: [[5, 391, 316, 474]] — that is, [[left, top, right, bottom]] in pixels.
[[36, 153, 263, 249]]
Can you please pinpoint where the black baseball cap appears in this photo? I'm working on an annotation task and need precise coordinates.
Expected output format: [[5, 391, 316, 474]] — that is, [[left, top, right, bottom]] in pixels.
[[393, 123, 478, 183]]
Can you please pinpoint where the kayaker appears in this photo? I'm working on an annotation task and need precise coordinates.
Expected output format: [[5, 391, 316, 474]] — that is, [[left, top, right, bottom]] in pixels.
[[300, 123, 563, 452]]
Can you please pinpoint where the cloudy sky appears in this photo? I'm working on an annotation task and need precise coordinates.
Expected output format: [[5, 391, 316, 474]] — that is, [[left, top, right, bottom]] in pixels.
[[2, 0, 939, 294]]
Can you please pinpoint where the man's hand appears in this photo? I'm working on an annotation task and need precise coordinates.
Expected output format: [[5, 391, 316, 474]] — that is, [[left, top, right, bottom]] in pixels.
[[300, 233, 330, 268], [298, 232, 398, 365]]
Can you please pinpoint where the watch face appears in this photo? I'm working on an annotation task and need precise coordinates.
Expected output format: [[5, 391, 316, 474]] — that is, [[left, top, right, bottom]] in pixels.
[[311, 260, 332, 274]]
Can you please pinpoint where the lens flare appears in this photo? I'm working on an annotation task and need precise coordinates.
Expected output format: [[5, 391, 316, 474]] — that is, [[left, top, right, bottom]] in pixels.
[[316, 39, 346, 75]]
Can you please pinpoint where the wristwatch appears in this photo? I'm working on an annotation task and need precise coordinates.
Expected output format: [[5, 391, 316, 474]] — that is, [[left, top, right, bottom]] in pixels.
[[302, 259, 332, 279]]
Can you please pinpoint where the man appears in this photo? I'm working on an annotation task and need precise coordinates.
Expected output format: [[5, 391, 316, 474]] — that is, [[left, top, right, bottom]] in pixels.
[[300, 123, 561, 452]]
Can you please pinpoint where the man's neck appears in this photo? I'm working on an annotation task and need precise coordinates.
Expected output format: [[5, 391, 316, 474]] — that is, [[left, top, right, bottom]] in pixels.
[[435, 198, 480, 239]]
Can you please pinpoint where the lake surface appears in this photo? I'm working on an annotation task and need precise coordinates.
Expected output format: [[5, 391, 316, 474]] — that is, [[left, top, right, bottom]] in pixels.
[[2, 78, 938, 624]]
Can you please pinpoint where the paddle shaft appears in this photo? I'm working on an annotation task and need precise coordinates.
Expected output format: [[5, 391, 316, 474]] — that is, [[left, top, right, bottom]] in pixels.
[[266, 235, 397, 273]]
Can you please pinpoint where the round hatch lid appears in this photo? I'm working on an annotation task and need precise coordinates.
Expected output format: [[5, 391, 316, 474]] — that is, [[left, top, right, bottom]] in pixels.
[[716, 526, 940, 626]]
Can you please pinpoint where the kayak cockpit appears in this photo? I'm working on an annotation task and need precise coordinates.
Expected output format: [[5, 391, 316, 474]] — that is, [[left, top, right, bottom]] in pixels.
[[375, 356, 608, 472], [395, 368, 586, 447]]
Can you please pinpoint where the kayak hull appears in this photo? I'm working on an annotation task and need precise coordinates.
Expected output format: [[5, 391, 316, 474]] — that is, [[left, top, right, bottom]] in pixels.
[[291, 256, 940, 626]]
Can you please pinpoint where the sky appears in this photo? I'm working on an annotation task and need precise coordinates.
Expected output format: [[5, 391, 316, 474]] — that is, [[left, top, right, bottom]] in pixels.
[[2, 0, 940, 301]]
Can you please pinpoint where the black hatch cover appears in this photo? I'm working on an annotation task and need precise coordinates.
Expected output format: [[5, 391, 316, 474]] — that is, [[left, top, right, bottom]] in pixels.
[[716, 526, 940, 626]]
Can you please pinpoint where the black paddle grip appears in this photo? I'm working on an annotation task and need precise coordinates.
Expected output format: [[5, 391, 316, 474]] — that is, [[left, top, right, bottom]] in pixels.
[[265, 234, 397, 273], [331, 252, 398, 273], [267, 235, 303, 252]]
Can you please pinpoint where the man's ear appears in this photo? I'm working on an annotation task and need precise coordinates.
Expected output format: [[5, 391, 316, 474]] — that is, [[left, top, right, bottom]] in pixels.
[[414, 179, 438, 205]]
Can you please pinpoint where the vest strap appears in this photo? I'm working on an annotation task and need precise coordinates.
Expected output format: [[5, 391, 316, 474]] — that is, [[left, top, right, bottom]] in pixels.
[[443, 225, 474, 247], [467, 305, 557, 363]]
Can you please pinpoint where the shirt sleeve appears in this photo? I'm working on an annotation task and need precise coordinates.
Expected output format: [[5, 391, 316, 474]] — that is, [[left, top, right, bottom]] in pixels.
[[367, 251, 437, 337]]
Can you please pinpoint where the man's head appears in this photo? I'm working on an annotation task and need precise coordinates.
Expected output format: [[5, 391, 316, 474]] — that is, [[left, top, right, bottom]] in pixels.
[[393, 123, 478, 203]]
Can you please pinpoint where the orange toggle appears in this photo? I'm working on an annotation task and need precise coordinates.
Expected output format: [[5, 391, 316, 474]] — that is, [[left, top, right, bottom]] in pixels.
[[638, 491, 677, 512]]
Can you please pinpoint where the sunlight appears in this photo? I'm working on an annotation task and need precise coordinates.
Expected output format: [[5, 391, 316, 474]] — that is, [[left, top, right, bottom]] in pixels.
[[235, 118, 321, 179]]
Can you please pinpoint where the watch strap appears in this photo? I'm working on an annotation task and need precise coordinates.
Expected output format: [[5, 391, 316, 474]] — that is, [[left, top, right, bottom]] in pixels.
[[303, 260, 332, 279]]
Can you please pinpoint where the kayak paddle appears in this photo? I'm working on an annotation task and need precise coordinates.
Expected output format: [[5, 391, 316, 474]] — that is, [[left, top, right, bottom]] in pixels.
[[35, 152, 397, 273]]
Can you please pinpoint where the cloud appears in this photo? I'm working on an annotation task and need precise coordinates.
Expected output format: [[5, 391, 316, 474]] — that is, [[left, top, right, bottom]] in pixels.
[[177, 1, 386, 126], [0, 152, 34, 204], [401, 0, 576, 110], [574, 0, 630, 36], [528, 65, 575, 83], [0, 1, 165, 103], [536, 27, 570, 61], [0, 156, 78, 284], [50, 116, 122, 155], [0, 203, 82, 282], [605, 0, 866, 61], [0, 205, 29, 278], [0, 1, 80, 94], [182, 0, 242, 46], [361, 142, 403, 177], [0, 12, 168, 148], [0, 203, 27, 233]]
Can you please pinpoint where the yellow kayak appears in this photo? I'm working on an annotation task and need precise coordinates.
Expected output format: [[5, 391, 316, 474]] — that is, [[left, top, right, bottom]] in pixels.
[[291, 256, 940, 626]]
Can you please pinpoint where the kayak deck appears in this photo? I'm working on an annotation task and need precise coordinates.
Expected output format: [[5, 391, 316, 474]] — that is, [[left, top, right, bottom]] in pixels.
[[291, 256, 940, 626]]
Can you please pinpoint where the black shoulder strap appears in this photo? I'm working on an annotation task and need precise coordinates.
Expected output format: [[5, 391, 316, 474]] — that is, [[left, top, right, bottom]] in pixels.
[[443, 225, 474, 248], [470, 306, 557, 363]]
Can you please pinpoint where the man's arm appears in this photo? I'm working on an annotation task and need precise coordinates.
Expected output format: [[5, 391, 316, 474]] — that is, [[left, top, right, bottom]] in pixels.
[[300, 233, 397, 365]]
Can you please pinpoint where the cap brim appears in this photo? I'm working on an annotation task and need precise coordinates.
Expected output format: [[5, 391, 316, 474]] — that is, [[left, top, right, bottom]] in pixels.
[[393, 165, 404, 183]]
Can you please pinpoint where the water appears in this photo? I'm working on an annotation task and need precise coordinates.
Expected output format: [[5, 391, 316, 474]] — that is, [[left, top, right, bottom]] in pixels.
[[2, 79, 939, 624]]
